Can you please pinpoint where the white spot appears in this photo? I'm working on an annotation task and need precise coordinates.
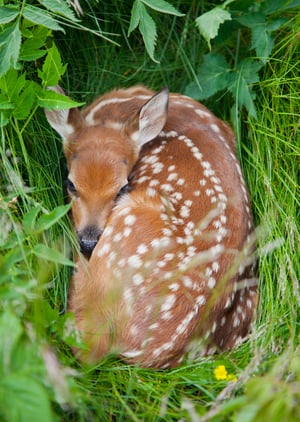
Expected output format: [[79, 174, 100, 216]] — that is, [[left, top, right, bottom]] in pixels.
[[161, 311, 173, 320], [161, 294, 176, 312], [123, 227, 132, 237], [149, 322, 159, 330], [169, 282, 180, 292], [118, 207, 132, 216], [113, 232, 123, 242], [211, 123, 220, 133], [152, 162, 164, 174], [137, 243, 148, 255], [162, 228, 172, 236], [183, 276, 193, 288], [132, 273, 144, 286], [149, 179, 160, 187], [128, 254, 142, 269], [123, 350, 143, 358], [200, 179, 207, 186], [205, 189, 214, 197], [233, 316, 240, 328], [161, 183, 174, 192], [204, 169, 215, 177], [208, 277, 216, 289], [97, 243, 110, 257], [172, 192, 183, 201], [196, 295, 206, 306], [137, 175, 151, 184], [124, 214, 136, 226], [177, 178, 185, 186], [167, 172, 178, 182], [180, 205, 190, 218], [195, 109, 211, 118], [212, 262, 220, 272], [146, 187, 156, 197]]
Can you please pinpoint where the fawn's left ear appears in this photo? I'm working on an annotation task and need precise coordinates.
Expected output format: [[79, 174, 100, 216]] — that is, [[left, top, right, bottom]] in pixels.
[[44, 86, 84, 145], [126, 87, 169, 148]]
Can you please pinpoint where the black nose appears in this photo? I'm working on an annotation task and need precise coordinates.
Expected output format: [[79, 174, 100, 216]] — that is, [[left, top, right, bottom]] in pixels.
[[78, 227, 102, 258]]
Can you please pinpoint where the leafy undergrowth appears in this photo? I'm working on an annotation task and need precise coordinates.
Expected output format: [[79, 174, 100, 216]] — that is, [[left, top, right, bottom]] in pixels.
[[0, 1, 299, 421]]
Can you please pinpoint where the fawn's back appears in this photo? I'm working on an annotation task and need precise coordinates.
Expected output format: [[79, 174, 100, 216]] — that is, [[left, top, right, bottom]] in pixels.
[[46, 86, 258, 368]]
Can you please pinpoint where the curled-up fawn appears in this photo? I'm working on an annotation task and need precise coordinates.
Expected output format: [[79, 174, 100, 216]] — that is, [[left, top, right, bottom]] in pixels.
[[45, 85, 258, 368]]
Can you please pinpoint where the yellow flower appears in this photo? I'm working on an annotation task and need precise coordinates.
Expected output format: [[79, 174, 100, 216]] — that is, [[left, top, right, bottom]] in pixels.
[[214, 365, 228, 380]]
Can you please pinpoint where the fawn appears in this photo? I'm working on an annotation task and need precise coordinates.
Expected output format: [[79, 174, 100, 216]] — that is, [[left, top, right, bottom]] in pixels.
[[45, 85, 258, 368]]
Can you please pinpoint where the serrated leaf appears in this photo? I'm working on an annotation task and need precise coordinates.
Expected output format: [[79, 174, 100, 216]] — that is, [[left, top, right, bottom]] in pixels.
[[33, 243, 75, 267], [128, 0, 141, 35], [138, 3, 158, 63], [37, 89, 84, 110], [35, 204, 71, 233], [0, 375, 53, 422], [38, 43, 67, 87], [14, 82, 36, 120], [185, 53, 231, 100], [39, 0, 79, 21], [0, 21, 21, 77], [0, 6, 19, 24], [196, 7, 232, 50], [23, 4, 64, 32], [251, 18, 286, 62], [228, 59, 262, 118], [250, 26, 274, 62], [141, 0, 184, 16], [19, 26, 48, 61]]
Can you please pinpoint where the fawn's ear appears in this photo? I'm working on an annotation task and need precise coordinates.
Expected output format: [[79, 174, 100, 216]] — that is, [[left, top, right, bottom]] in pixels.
[[126, 87, 169, 147], [44, 86, 84, 144]]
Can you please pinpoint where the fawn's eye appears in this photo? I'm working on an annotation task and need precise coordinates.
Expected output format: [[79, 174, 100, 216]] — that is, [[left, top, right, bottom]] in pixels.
[[67, 179, 78, 196], [116, 183, 130, 200]]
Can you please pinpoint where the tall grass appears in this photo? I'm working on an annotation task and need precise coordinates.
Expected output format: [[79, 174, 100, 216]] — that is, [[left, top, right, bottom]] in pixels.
[[0, 2, 299, 421]]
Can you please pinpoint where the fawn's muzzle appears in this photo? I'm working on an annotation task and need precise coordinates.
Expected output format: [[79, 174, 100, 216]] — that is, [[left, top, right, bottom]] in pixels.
[[78, 226, 102, 258]]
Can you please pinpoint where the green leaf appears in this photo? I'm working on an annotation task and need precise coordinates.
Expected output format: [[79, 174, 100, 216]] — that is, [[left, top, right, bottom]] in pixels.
[[33, 243, 75, 267], [0, 375, 53, 422], [251, 19, 286, 62], [37, 89, 84, 110], [140, 0, 184, 16], [14, 81, 36, 120], [38, 0, 79, 21], [35, 204, 71, 233], [196, 7, 232, 50], [185, 53, 231, 100], [228, 59, 262, 118], [138, 3, 158, 63], [22, 205, 43, 234], [128, 0, 141, 35], [0, 21, 21, 76], [23, 4, 64, 32], [0, 6, 19, 24], [38, 43, 67, 87], [19, 26, 48, 61], [0, 309, 23, 368]]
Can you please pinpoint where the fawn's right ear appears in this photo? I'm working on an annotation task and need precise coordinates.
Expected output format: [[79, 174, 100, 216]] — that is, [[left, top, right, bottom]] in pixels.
[[44, 86, 84, 143]]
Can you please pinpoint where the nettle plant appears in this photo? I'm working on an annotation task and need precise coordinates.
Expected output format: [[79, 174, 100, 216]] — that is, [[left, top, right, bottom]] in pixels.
[[185, 0, 300, 126]]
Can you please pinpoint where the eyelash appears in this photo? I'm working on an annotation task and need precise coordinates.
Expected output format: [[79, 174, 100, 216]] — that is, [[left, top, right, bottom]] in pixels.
[[116, 184, 130, 199], [66, 179, 78, 196]]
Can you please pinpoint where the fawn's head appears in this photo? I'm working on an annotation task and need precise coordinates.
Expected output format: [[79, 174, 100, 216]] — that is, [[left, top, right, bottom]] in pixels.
[[45, 86, 168, 257]]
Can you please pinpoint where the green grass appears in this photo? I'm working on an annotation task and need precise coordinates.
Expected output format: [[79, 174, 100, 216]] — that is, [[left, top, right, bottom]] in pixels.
[[0, 2, 299, 421]]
